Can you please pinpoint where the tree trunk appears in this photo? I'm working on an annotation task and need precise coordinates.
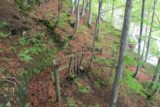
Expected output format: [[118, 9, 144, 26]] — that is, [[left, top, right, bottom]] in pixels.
[[95, 0, 102, 40], [148, 57, 160, 98], [73, 0, 80, 37], [88, 0, 102, 68], [133, 0, 146, 78], [111, 0, 115, 24], [142, 5, 151, 62], [88, 0, 92, 26], [81, 0, 86, 17], [152, 58, 160, 82], [72, 0, 77, 14], [110, 0, 133, 107], [144, 0, 158, 62]]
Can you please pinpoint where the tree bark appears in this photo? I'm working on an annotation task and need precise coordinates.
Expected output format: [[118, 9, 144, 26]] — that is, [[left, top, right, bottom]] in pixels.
[[141, 5, 151, 61], [110, 0, 133, 107], [88, 0, 92, 26], [81, 0, 86, 17], [152, 58, 160, 82], [148, 57, 160, 98], [95, 0, 102, 40]]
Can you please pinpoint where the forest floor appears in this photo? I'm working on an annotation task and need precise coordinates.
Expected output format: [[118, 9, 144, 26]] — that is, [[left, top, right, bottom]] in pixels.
[[0, 0, 160, 107]]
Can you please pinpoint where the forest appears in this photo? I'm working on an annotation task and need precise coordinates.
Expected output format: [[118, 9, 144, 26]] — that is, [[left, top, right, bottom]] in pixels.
[[0, 0, 160, 107]]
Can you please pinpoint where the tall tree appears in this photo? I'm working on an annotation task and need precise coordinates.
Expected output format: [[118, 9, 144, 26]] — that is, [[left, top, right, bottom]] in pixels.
[[145, 0, 158, 62], [152, 57, 160, 83], [147, 57, 160, 98], [95, 0, 102, 40], [88, 0, 92, 26], [72, 0, 77, 14], [111, 0, 115, 24], [81, 0, 86, 17], [133, 0, 146, 78], [73, 0, 80, 37], [110, 0, 133, 107], [89, 0, 102, 68]]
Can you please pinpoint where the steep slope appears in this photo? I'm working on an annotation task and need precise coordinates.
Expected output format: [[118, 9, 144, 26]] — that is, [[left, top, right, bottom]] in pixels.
[[0, 0, 160, 107]]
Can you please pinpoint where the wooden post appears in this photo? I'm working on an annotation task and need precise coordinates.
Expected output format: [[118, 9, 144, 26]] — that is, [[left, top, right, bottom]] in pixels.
[[53, 61, 61, 102], [73, 55, 76, 75], [68, 57, 73, 75], [79, 47, 84, 66], [75, 55, 78, 74], [76, 55, 80, 74]]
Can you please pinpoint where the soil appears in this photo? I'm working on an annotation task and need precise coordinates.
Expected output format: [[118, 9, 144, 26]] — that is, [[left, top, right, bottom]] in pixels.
[[0, 0, 159, 107]]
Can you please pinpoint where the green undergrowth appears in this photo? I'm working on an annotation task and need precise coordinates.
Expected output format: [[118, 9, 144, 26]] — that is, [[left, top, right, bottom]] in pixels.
[[63, 0, 72, 9], [143, 63, 157, 76], [16, 47, 56, 106], [0, 21, 11, 38], [7, 32, 57, 106], [93, 55, 145, 97], [122, 70, 144, 96], [57, 12, 70, 29], [100, 22, 121, 37], [15, 0, 42, 11], [67, 97, 78, 107], [74, 78, 91, 94], [94, 57, 112, 66], [16, 31, 56, 106], [78, 24, 89, 33], [0, 21, 8, 29], [125, 53, 137, 66], [18, 32, 46, 61], [39, 13, 71, 49]]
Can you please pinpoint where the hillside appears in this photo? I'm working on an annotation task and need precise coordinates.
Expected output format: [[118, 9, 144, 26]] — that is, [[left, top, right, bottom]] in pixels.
[[0, 0, 160, 107]]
